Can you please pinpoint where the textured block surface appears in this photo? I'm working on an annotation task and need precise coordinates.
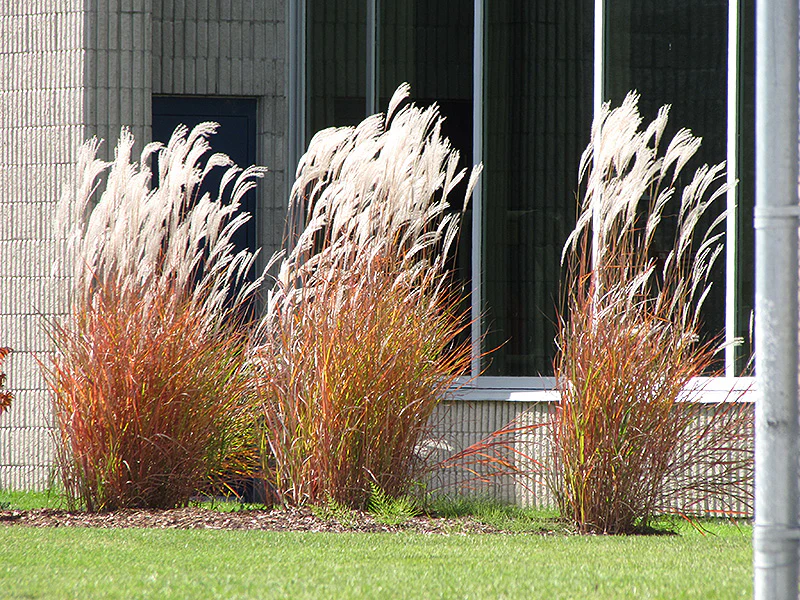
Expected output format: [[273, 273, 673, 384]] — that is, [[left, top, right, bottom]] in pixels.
[[0, 1, 86, 489], [0, 0, 289, 490]]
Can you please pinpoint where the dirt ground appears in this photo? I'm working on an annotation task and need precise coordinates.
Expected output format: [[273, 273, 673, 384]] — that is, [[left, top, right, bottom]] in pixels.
[[0, 506, 506, 534]]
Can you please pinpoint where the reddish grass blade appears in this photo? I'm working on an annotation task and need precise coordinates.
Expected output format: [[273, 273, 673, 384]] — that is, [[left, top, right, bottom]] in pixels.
[[250, 85, 479, 508], [553, 93, 753, 534], [0, 347, 12, 416]]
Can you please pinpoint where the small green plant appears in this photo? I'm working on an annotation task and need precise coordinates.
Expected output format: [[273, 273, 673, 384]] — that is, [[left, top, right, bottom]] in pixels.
[[48, 125, 264, 511], [312, 495, 359, 528], [553, 92, 753, 534], [250, 84, 480, 508], [367, 483, 421, 525]]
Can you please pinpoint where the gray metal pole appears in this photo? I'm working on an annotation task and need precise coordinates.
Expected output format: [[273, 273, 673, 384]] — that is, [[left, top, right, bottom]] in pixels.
[[753, 0, 800, 597], [470, 0, 484, 377]]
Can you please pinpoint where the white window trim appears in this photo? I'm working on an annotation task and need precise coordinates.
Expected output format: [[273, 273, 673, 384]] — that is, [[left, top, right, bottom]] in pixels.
[[471, 0, 485, 377], [452, 376, 756, 403], [725, 0, 741, 376]]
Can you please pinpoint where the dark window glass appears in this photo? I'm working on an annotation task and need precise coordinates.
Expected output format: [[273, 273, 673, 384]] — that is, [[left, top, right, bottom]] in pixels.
[[483, 2, 594, 375], [307, 0, 367, 139], [605, 0, 729, 369], [151, 95, 259, 273], [380, 0, 474, 282]]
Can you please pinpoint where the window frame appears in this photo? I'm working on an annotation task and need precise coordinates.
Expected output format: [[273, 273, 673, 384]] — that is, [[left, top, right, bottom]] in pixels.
[[286, 0, 755, 397]]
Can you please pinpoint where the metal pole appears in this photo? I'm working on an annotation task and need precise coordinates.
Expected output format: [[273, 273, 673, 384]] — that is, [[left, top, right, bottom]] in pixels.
[[470, 0, 484, 377], [753, 0, 800, 596]]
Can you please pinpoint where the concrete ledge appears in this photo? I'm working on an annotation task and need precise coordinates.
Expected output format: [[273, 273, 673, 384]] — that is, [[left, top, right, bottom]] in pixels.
[[452, 376, 756, 404]]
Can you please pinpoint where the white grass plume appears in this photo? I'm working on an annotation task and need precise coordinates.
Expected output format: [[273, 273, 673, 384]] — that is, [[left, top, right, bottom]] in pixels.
[[260, 84, 482, 330], [563, 91, 728, 336], [57, 124, 267, 330]]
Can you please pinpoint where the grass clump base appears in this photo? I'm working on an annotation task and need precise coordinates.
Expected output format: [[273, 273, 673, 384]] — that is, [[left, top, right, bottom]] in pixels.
[[251, 84, 479, 509], [553, 92, 753, 534], [48, 125, 264, 511]]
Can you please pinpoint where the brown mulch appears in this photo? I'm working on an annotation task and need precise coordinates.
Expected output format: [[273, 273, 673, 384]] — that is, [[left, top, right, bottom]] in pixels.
[[0, 506, 505, 534]]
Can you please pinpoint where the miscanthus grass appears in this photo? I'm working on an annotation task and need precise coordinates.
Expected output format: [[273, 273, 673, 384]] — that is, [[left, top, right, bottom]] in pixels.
[[553, 92, 753, 534], [47, 124, 265, 511], [250, 84, 481, 508]]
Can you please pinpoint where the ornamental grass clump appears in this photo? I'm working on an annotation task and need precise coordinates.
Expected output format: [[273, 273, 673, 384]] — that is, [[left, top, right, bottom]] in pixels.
[[554, 92, 753, 534], [48, 125, 265, 511], [250, 84, 480, 508]]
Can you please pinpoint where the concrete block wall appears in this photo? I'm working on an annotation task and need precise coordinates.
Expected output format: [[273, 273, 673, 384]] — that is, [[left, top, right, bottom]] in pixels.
[[0, 0, 289, 490], [84, 0, 153, 159], [0, 0, 88, 489], [427, 401, 554, 508]]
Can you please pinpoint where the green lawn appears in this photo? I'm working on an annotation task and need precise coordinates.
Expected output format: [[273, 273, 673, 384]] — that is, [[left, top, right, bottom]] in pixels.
[[0, 521, 752, 599]]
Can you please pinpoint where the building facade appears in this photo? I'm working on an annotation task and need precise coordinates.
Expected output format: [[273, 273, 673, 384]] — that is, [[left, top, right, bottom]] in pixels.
[[0, 0, 755, 501]]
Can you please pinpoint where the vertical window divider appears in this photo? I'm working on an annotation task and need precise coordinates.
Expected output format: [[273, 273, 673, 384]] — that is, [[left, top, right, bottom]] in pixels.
[[471, 0, 485, 378], [725, 0, 740, 376], [366, 0, 379, 115], [287, 0, 306, 251], [593, 0, 605, 117], [287, 0, 306, 174], [591, 0, 605, 276]]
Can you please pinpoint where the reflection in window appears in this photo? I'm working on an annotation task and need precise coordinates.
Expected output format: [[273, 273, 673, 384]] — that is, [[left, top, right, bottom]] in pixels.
[[483, 2, 594, 375], [307, 0, 367, 139], [380, 0, 474, 281], [605, 0, 730, 369]]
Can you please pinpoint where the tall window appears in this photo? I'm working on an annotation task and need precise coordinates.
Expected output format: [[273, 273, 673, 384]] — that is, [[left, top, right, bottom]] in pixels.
[[604, 0, 754, 373], [289, 0, 755, 381], [482, 3, 594, 375]]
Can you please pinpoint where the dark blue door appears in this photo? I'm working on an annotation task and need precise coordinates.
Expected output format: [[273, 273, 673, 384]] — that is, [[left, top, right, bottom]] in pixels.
[[152, 96, 259, 257]]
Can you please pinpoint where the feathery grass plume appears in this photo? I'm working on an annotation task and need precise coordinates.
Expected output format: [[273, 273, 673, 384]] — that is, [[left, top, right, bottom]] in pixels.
[[554, 92, 752, 534], [250, 84, 480, 508], [47, 125, 266, 511]]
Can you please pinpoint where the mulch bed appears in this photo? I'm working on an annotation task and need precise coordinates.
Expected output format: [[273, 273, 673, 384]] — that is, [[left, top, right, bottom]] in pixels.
[[0, 506, 506, 534]]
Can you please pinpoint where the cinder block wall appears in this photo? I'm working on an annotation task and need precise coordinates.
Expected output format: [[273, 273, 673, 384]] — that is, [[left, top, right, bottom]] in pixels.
[[152, 0, 287, 265], [427, 401, 554, 508], [0, 0, 288, 490], [84, 0, 152, 159], [0, 0, 88, 489]]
